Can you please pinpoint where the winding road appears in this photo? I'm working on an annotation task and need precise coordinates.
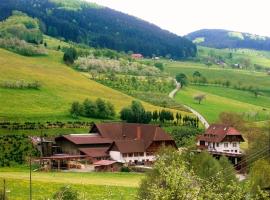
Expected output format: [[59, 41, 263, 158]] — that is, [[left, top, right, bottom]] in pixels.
[[169, 80, 210, 129]]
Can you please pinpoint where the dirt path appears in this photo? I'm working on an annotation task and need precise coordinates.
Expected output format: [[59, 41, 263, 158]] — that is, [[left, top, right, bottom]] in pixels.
[[169, 80, 210, 128]]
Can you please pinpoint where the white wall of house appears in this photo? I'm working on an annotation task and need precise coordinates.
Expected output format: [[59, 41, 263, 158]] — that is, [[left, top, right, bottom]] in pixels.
[[197, 141, 242, 154], [109, 151, 123, 162], [109, 151, 155, 163]]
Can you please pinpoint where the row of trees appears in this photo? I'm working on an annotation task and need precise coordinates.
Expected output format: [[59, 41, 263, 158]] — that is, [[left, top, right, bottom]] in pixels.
[[120, 101, 199, 127], [177, 71, 263, 98], [70, 98, 115, 119], [1, 80, 41, 89]]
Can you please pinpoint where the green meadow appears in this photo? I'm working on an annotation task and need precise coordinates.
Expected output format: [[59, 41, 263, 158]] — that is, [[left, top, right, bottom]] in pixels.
[[0, 48, 189, 122], [163, 47, 270, 123], [0, 167, 142, 199]]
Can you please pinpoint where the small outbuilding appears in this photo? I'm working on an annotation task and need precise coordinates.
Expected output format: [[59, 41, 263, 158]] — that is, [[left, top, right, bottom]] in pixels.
[[93, 160, 123, 172]]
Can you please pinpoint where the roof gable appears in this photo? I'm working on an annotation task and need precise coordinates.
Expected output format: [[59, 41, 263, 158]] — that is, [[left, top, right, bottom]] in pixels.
[[198, 124, 244, 143]]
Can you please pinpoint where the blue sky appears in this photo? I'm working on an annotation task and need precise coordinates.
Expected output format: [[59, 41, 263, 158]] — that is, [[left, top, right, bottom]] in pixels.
[[89, 0, 270, 37]]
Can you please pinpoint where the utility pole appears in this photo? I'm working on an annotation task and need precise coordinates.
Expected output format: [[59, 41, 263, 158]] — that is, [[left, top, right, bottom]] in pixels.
[[3, 179, 6, 200], [29, 154, 32, 200]]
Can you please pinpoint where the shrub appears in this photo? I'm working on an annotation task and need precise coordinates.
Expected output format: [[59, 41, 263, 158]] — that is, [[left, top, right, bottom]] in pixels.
[[154, 62, 164, 71], [1, 80, 41, 89], [53, 186, 79, 200], [120, 166, 131, 172], [0, 38, 47, 56], [63, 47, 78, 64]]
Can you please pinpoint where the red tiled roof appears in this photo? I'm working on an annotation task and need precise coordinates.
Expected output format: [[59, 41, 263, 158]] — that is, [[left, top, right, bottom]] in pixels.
[[93, 123, 173, 142], [92, 123, 176, 153], [93, 160, 118, 166], [113, 140, 145, 153], [79, 147, 109, 158], [197, 124, 244, 143], [58, 135, 112, 145]]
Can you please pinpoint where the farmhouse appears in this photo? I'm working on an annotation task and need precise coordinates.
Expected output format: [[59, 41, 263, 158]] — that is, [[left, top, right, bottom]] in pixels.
[[196, 124, 245, 167], [52, 123, 176, 166], [131, 53, 143, 59]]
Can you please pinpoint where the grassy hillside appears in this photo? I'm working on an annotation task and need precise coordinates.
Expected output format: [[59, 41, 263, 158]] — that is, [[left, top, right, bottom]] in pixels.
[[0, 167, 142, 199], [174, 86, 269, 123], [163, 50, 270, 123], [0, 48, 189, 122]]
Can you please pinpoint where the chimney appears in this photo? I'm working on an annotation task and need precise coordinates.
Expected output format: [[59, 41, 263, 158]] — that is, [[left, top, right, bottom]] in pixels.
[[137, 126, 141, 140]]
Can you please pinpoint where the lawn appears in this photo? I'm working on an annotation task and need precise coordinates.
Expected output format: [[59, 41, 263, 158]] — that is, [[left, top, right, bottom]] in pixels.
[[0, 48, 190, 122], [162, 50, 270, 123], [0, 167, 143, 199], [174, 86, 269, 123]]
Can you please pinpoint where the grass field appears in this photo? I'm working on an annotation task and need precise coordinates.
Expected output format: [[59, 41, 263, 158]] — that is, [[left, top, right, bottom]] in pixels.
[[0, 167, 143, 199], [161, 47, 270, 123], [0, 48, 190, 122], [174, 86, 269, 123]]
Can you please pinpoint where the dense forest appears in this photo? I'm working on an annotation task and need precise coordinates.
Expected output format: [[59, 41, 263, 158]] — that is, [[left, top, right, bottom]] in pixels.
[[0, 0, 197, 59], [186, 29, 270, 51]]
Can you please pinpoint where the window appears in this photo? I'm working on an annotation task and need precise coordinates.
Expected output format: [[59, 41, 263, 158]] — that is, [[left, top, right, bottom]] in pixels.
[[134, 152, 139, 157], [224, 143, 228, 148], [233, 143, 237, 147], [128, 153, 133, 157], [123, 153, 128, 157], [216, 143, 219, 147], [146, 152, 153, 156], [139, 152, 144, 157], [235, 150, 238, 153]]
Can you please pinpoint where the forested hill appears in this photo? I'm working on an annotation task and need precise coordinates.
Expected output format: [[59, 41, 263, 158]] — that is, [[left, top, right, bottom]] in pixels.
[[186, 29, 270, 51], [0, 0, 196, 59]]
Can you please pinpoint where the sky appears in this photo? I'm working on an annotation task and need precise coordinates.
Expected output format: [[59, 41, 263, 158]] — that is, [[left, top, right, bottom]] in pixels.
[[89, 0, 270, 37]]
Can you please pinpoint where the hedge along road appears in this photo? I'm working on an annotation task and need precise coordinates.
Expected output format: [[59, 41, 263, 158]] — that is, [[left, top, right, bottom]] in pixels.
[[169, 80, 210, 129]]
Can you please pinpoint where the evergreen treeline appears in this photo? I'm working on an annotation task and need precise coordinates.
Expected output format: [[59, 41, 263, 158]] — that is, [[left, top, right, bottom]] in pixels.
[[120, 101, 199, 127], [0, 0, 197, 59], [187, 29, 270, 51]]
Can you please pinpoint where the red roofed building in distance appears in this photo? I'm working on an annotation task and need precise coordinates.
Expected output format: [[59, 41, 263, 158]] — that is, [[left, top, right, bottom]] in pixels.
[[131, 53, 143, 59], [196, 124, 245, 167]]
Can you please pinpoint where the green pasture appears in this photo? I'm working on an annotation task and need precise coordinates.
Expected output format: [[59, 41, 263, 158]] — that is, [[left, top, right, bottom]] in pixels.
[[0, 48, 189, 122], [0, 167, 142, 199]]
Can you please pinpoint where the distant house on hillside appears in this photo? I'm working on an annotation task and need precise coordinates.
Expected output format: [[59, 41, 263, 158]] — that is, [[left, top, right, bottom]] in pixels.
[[131, 53, 143, 59], [40, 123, 176, 170], [196, 124, 245, 168]]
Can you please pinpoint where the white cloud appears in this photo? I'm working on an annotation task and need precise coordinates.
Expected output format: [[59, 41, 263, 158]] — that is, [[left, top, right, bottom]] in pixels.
[[88, 0, 270, 37]]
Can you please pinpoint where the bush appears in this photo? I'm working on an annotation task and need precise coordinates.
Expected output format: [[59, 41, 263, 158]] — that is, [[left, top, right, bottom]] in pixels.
[[1, 80, 41, 89], [0, 38, 47, 56], [120, 166, 131, 172], [63, 47, 78, 64], [154, 62, 164, 71], [53, 186, 79, 200], [0, 135, 39, 167]]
